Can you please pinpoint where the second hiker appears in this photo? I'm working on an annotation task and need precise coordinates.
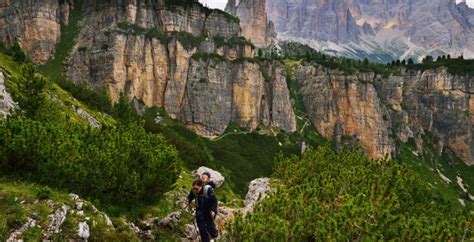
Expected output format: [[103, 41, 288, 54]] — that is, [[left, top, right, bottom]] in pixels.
[[187, 178, 218, 242]]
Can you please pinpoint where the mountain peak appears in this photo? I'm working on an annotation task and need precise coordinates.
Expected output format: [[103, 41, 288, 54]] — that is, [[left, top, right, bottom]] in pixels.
[[267, 0, 474, 61]]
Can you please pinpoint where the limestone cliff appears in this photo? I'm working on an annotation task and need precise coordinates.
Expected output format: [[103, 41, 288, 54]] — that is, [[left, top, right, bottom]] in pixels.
[[295, 65, 394, 158], [64, 0, 295, 136], [225, 0, 276, 48], [294, 64, 473, 165], [0, 0, 72, 63]]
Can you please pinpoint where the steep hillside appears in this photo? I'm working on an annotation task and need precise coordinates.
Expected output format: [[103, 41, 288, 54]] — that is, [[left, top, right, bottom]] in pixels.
[[1, 0, 474, 240]]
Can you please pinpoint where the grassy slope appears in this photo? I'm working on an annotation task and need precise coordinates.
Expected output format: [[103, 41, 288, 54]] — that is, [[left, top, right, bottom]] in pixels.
[[0, 53, 113, 126], [397, 134, 474, 209], [0, 178, 139, 241]]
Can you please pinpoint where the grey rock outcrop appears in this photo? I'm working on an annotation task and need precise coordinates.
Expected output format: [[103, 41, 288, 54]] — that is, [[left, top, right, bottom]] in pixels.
[[158, 211, 181, 228], [243, 178, 272, 213], [78, 221, 90, 241], [0, 70, 16, 118], [7, 217, 38, 242], [71, 105, 101, 128], [46, 204, 70, 234]]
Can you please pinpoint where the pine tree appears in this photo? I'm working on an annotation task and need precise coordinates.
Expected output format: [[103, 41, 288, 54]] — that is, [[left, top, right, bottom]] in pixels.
[[11, 39, 27, 63], [114, 93, 136, 125], [14, 64, 46, 118]]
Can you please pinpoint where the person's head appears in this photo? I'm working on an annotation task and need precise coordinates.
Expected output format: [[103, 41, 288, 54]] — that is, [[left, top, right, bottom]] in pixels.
[[201, 171, 211, 183], [192, 178, 203, 193]]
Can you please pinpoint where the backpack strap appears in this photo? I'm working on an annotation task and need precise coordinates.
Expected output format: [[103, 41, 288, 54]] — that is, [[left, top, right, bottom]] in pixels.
[[201, 185, 211, 199]]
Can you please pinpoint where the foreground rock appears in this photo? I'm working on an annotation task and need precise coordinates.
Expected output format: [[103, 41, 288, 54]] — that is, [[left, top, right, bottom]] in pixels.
[[243, 178, 272, 213]]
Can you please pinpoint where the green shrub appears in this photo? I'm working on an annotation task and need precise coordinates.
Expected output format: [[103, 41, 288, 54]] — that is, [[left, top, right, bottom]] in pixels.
[[191, 52, 227, 62], [117, 21, 146, 35], [36, 187, 53, 200], [227, 145, 470, 240], [11, 40, 27, 63], [11, 64, 46, 118], [145, 28, 170, 44], [174, 31, 205, 51], [0, 116, 180, 205]]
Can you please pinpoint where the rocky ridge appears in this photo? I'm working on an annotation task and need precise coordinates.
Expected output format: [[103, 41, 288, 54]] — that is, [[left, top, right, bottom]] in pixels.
[[267, 0, 474, 61]]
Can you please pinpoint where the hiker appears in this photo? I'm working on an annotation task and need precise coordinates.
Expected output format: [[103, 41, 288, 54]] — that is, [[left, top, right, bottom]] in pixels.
[[201, 171, 216, 189], [187, 178, 218, 242]]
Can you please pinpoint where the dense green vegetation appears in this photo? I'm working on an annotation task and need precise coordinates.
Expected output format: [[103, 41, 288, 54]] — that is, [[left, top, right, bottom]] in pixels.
[[214, 35, 255, 49], [0, 61, 180, 206], [142, 108, 310, 196], [227, 145, 472, 240], [395, 133, 474, 206], [406, 55, 474, 75], [275, 41, 474, 77], [274, 42, 402, 77]]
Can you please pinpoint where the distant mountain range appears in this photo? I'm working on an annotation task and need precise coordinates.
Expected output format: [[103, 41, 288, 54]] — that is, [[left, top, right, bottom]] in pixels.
[[265, 0, 474, 62]]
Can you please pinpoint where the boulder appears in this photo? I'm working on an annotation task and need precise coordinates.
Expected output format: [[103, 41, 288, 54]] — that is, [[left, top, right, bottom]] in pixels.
[[243, 178, 272, 213], [192, 167, 225, 188]]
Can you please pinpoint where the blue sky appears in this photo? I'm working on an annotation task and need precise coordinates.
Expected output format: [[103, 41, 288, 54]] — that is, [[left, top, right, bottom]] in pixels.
[[200, 0, 474, 10]]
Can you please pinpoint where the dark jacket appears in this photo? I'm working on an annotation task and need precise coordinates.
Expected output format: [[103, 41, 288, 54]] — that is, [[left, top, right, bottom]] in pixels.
[[206, 180, 216, 189], [187, 185, 218, 214]]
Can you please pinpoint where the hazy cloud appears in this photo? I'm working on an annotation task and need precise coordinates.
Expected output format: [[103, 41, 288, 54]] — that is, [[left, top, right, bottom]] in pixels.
[[199, 0, 227, 10]]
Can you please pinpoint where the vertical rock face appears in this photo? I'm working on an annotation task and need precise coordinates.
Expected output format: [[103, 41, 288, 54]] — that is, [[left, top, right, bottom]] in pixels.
[[295, 65, 395, 158], [182, 59, 296, 136], [391, 68, 473, 165], [0, 0, 71, 63], [225, 0, 276, 48], [64, 0, 296, 136], [294, 63, 473, 165]]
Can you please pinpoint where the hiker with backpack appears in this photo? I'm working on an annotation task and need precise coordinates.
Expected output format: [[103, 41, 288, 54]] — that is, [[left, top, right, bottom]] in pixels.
[[186, 178, 218, 242], [201, 171, 216, 189]]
